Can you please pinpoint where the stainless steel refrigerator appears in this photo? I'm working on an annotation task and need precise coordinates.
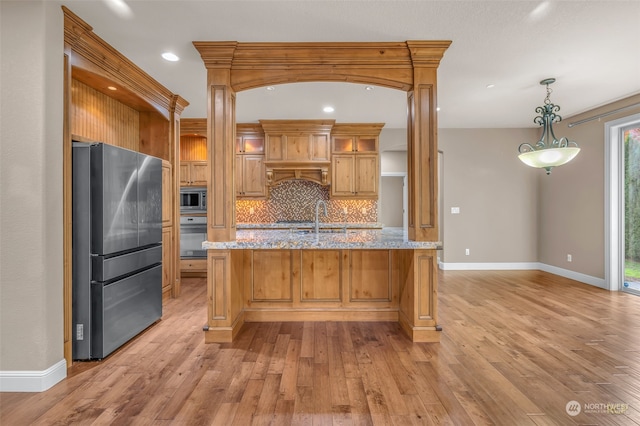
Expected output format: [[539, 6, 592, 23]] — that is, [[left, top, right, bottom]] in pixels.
[[72, 141, 163, 360]]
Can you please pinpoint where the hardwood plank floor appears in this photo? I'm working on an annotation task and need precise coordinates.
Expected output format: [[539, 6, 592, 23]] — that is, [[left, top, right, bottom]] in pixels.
[[2, 270, 640, 425]]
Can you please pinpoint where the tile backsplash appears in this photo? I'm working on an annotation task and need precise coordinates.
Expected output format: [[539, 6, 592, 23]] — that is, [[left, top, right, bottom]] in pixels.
[[236, 180, 377, 223]]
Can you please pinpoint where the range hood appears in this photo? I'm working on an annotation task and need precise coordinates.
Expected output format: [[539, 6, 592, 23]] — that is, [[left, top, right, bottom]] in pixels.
[[265, 161, 330, 187], [260, 119, 335, 188]]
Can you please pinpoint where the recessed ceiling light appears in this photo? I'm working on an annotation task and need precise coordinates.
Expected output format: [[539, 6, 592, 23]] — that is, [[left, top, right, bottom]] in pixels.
[[323, 106, 335, 113], [107, 86, 117, 91], [161, 52, 179, 62], [365, 86, 374, 91], [436, 107, 441, 112], [266, 86, 275, 91], [486, 84, 496, 89]]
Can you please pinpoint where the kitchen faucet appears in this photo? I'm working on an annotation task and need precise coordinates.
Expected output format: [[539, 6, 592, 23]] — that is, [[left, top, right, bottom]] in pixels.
[[315, 200, 328, 234]]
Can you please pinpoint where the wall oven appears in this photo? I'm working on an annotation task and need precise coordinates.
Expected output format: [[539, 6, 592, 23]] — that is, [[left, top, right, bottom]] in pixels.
[[180, 215, 207, 258], [180, 187, 206, 213]]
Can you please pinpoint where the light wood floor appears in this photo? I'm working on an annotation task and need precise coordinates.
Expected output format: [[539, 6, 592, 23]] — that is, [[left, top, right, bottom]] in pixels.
[[2, 270, 640, 425]]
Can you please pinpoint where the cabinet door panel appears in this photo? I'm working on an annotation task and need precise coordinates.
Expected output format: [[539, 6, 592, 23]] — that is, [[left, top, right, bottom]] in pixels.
[[242, 155, 265, 197], [355, 155, 378, 195], [331, 155, 354, 196], [189, 162, 208, 186], [243, 137, 264, 154], [235, 156, 243, 195], [356, 136, 377, 152], [266, 135, 284, 161], [332, 136, 354, 153], [350, 250, 390, 301], [285, 135, 310, 161], [312, 134, 330, 161], [252, 250, 293, 301], [179, 163, 189, 186], [301, 250, 341, 301]]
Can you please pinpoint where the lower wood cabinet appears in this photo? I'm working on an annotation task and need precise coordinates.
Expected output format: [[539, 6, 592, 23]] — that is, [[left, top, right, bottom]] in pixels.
[[300, 250, 341, 301], [245, 249, 393, 308], [180, 258, 207, 276]]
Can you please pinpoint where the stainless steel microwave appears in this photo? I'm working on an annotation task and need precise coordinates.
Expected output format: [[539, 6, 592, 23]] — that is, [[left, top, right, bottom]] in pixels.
[[180, 187, 206, 213]]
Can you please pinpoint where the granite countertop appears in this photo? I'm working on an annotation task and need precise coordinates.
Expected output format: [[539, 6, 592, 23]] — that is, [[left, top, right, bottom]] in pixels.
[[237, 222, 384, 230], [202, 228, 441, 250]]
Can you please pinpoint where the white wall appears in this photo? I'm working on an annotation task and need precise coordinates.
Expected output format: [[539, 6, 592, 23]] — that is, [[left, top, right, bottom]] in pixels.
[[439, 128, 539, 264], [0, 1, 65, 389]]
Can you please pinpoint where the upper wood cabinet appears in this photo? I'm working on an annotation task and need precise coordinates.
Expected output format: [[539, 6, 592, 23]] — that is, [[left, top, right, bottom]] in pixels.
[[236, 155, 266, 198], [260, 120, 333, 163], [236, 135, 264, 154], [180, 119, 208, 187], [236, 124, 267, 199], [330, 123, 383, 199], [180, 161, 208, 186], [331, 154, 378, 198]]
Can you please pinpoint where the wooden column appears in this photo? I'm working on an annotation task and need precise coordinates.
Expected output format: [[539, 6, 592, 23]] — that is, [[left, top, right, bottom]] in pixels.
[[406, 41, 446, 242], [194, 42, 238, 242], [397, 249, 440, 342], [170, 95, 189, 297]]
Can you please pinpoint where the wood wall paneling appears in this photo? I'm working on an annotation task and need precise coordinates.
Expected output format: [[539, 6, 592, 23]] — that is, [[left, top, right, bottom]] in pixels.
[[71, 79, 139, 149], [180, 135, 208, 161]]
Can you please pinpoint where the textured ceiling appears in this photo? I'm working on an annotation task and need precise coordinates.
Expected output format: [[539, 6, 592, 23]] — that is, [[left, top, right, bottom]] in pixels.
[[57, 0, 640, 129]]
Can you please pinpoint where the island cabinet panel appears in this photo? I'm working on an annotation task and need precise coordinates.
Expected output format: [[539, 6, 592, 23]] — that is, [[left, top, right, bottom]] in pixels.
[[300, 250, 342, 302], [205, 249, 245, 343], [349, 250, 392, 301], [250, 250, 294, 302]]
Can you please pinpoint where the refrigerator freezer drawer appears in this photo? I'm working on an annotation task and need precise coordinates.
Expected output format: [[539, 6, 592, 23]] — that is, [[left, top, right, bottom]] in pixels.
[[92, 244, 162, 282], [90, 264, 162, 359]]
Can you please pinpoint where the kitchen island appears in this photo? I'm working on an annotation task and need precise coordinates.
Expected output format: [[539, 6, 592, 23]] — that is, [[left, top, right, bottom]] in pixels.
[[202, 228, 441, 343]]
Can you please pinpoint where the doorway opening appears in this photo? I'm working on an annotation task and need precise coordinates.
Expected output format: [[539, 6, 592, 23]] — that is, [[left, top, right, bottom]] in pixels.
[[605, 113, 640, 293], [380, 174, 407, 229]]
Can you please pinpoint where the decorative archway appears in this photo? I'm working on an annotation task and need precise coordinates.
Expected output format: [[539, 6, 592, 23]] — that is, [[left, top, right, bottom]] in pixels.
[[193, 40, 451, 243]]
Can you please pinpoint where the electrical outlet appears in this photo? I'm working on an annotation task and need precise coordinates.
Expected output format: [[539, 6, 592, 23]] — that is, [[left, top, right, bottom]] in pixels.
[[567, 254, 572, 262], [76, 324, 84, 340], [451, 207, 460, 214], [343, 207, 348, 214], [249, 207, 254, 214], [465, 248, 470, 256], [361, 208, 367, 214]]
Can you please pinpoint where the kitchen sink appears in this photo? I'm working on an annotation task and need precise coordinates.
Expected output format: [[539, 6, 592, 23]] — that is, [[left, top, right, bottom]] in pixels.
[[292, 229, 346, 234]]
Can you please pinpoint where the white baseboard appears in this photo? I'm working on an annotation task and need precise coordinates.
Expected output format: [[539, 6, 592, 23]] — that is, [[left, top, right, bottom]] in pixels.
[[537, 263, 607, 289], [438, 261, 606, 289], [0, 359, 67, 392], [438, 262, 540, 271]]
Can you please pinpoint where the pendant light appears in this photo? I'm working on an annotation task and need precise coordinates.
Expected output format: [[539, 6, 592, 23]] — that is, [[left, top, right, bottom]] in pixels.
[[518, 78, 580, 174]]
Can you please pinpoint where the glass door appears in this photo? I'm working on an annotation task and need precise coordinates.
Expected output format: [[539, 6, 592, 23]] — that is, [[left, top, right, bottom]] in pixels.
[[623, 125, 640, 294]]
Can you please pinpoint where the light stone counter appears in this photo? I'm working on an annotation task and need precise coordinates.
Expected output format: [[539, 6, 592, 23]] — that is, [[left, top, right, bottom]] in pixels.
[[202, 227, 441, 250], [237, 222, 383, 230]]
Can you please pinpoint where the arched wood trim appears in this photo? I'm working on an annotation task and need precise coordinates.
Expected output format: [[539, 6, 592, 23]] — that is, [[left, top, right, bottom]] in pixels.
[[193, 41, 450, 92]]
